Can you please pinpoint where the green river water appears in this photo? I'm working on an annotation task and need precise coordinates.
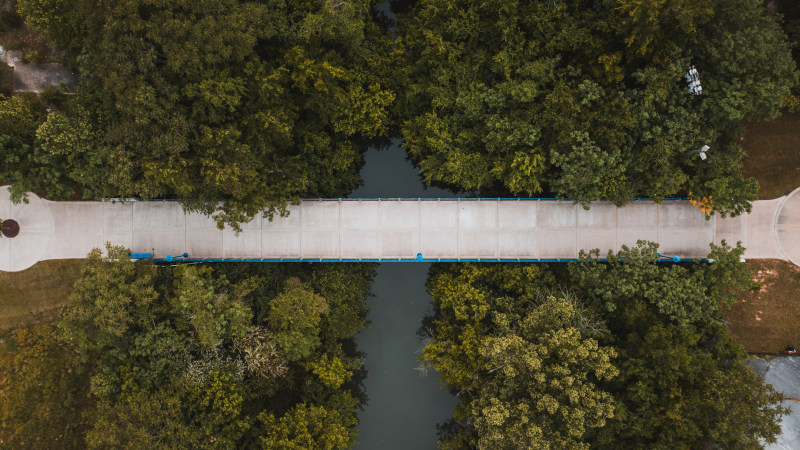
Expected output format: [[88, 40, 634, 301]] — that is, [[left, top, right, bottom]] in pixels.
[[349, 141, 459, 449]]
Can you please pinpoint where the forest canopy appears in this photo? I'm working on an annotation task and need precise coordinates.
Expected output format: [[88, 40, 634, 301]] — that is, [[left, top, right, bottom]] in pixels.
[[395, 0, 797, 214], [1, 0, 796, 225], [0, 246, 376, 448], [7, 0, 394, 228], [421, 242, 787, 449], [1, 1, 797, 448]]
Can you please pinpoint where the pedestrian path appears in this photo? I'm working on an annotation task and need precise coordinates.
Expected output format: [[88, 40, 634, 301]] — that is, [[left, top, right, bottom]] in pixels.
[[1, 186, 799, 272]]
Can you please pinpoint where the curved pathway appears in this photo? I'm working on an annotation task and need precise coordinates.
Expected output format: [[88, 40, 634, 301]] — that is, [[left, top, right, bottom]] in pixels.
[[775, 187, 800, 267], [1, 186, 799, 272]]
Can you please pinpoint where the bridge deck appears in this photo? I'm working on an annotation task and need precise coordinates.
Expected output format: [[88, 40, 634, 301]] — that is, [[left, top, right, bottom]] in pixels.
[[2, 187, 799, 272]]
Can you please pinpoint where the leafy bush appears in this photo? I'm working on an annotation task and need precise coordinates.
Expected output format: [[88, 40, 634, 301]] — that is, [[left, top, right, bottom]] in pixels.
[[21, 50, 41, 64], [38, 86, 67, 109]]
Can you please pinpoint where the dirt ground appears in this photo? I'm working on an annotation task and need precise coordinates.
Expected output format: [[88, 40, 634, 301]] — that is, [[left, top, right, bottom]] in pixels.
[[0, 259, 83, 330], [742, 112, 800, 200], [726, 259, 800, 353]]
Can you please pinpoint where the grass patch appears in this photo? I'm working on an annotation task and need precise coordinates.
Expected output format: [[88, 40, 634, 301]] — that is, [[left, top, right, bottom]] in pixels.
[[741, 111, 800, 200], [726, 259, 800, 353], [0, 259, 83, 330]]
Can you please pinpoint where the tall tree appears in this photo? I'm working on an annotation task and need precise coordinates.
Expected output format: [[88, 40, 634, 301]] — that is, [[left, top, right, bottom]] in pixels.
[[258, 403, 356, 449], [13, 0, 395, 229], [568, 240, 787, 448], [397, 0, 796, 214], [568, 240, 753, 325], [267, 278, 330, 362], [57, 244, 159, 363], [467, 295, 618, 450], [421, 263, 617, 449], [172, 265, 256, 350], [585, 308, 787, 448], [0, 248, 374, 448]]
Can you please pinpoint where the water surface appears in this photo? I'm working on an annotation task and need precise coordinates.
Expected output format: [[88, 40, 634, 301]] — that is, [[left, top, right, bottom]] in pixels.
[[351, 141, 459, 449]]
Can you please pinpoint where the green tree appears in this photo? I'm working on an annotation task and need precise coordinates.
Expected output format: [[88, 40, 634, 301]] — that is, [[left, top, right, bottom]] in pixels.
[[172, 265, 256, 350], [258, 403, 355, 450], [603, 0, 717, 61], [57, 244, 158, 362], [266, 278, 329, 361], [11, 0, 394, 229], [467, 296, 618, 450], [397, 0, 795, 212], [0, 94, 104, 202], [703, 240, 758, 307], [85, 379, 199, 449], [307, 354, 351, 390], [16, 0, 83, 45], [32, 103, 105, 200], [564, 240, 786, 448], [696, 0, 797, 123], [421, 263, 616, 449], [587, 317, 787, 448], [184, 369, 251, 446], [549, 130, 625, 206], [569, 241, 752, 325], [1, 250, 372, 448], [0, 94, 46, 200], [307, 263, 375, 341]]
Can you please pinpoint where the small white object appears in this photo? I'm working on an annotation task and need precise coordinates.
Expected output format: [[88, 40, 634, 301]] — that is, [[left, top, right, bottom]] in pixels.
[[698, 144, 709, 160], [686, 65, 703, 95]]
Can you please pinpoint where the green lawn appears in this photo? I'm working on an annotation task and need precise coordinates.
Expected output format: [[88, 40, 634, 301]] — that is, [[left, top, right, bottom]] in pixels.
[[742, 111, 800, 200], [726, 259, 800, 354], [0, 260, 83, 330]]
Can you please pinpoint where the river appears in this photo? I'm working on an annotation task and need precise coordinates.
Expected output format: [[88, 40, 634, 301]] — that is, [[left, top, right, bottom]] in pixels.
[[350, 140, 459, 449]]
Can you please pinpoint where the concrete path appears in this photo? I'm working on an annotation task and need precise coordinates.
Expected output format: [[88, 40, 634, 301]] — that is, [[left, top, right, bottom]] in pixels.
[[748, 357, 800, 449], [1, 186, 799, 272], [5, 50, 81, 93]]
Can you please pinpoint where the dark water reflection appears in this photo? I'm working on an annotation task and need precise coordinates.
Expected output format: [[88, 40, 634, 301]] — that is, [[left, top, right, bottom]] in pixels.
[[350, 141, 459, 449]]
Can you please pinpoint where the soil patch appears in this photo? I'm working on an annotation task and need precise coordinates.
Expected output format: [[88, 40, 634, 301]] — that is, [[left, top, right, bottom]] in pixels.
[[741, 112, 800, 200], [1, 219, 19, 237], [726, 259, 800, 353], [0, 259, 83, 330]]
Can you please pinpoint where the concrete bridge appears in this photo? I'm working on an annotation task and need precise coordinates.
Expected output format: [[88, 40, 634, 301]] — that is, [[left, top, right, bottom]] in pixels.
[[1, 186, 799, 272]]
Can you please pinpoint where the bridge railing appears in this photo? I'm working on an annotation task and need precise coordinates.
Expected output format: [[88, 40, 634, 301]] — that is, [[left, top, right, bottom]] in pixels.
[[147, 257, 711, 264], [104, 197, 690, 202]]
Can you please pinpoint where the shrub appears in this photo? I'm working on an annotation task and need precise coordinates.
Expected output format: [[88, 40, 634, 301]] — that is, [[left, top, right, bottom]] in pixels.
[[22, 50, 41, 64]]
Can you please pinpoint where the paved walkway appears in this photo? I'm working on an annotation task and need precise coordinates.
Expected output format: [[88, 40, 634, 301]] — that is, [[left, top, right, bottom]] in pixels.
[[1, 186, 799, 272], [5, 51, 81, 93]]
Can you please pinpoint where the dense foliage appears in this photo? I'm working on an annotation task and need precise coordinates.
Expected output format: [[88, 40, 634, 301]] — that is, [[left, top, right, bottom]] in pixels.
[[422, 242, 787, 449], [573, 241, 785, 449], [396, 0, 797, 213], [2, 1, 797, 447], [0, 246, 376, 448], [421, 264, 617, 449], [10, 0, 394, 228], [569, 240, 755, 325], [4, 0, 798, 221]]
